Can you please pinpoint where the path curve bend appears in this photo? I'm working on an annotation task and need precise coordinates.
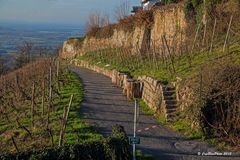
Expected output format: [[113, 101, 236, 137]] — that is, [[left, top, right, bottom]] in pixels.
[[71, 67, 239, 160]]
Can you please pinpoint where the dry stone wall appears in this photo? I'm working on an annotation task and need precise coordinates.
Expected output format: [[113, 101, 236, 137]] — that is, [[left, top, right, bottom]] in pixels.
[[72, 60, 113, 78], [72, 60, 178, 121], [139, 76, 164, 113]]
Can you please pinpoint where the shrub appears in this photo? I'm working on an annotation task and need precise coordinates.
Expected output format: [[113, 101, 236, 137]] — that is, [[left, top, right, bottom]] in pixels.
[[109, 125, 131, 160], [184, 0, 204, 23], [66, 37, 85, 49], [184, 0, 196, 18], [68, 37, 85, 41], [183, 0, 239, 22], [86, 25, 115, 39], [186, 64, 240, 146], [86, 10, 154, 38], [199, 63, 240, 144], [0, 125, 131, 160], [163, 0, 180, 4]]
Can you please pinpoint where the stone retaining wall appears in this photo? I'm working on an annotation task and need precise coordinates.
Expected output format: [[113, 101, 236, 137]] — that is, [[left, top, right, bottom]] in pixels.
[[72, 60, 177, 120], [73, 60, 113, 78], [138, 76, 165, 113]]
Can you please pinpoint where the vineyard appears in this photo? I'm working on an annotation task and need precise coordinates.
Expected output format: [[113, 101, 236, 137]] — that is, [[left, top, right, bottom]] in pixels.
[[0, 58, 102, 153], [0, 125, 131, 160], [77, 19, 240, 149], [80, 1, 240, 82]]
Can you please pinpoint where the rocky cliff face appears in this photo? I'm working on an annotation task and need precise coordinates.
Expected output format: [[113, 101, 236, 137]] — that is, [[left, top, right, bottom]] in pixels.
[[81, 25, 147, 53], [61, 3, 187, 59], [60, 39, 84, 59], [151, 3, 186, 53]]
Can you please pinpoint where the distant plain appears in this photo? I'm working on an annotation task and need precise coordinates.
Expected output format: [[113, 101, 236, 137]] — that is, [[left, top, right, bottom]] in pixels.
[[0, 22, 84, 56]]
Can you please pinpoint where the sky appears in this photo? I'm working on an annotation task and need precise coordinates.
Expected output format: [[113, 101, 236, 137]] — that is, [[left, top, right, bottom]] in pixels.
[[0, 0, 140, 26]]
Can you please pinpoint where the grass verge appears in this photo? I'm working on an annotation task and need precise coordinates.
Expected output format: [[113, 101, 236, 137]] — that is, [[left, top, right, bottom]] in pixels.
[[139, 99, 235, 151], [77, 46, 240, 83], [0, 67, 102, 153], [136, 149, 160, 160], [75, 46, 240, 151], [51, 69, 103, 145]]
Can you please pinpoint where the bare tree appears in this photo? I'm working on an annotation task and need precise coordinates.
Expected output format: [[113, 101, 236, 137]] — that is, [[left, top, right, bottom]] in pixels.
[[0, 55, 4, 75], [101, 14, 110, 27], [85, 12, 110, 32], [0, 55, 10, 75], [114, 0, 130, 21], [15, 41, 34, 68], [35, 46, 48, 57]]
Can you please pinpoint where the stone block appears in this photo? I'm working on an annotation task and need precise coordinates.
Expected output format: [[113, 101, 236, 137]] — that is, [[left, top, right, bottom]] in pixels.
[[125, 79, 134, 98]]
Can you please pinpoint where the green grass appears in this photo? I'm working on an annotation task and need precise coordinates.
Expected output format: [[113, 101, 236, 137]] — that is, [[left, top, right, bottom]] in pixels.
[[138, 100, 155, 116], [140, 99, 204, 139], [77, 46, 240, 83], [0, 67, 102, 153], [75, 45, 240, 151], [139, 100, 167, 123], [136, 149, 160, 160], [169, 118, 204, 139], [139, 99, 233, 150], [51, 69, 102, 145]]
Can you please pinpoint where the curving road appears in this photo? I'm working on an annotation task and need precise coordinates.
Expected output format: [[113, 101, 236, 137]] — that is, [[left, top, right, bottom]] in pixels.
[[71, 67, 240, 160]]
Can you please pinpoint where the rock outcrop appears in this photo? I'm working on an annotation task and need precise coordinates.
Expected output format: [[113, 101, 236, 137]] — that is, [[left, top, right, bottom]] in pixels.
[[61, 39, 84, 59], [61, 3, 187, 59]]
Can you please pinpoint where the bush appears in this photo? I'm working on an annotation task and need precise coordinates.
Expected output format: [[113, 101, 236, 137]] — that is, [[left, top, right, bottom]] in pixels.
[[86, 25, 115, 39], [184, 0, 196, 18], [163, 0, 180, 4], [66, 37, 85, 49], [109, 125, 131, 160], [86, 10, 154, 38], [184, 0, 204, 22], [0, 125, 131, 160], [183, 0, 237, 22], [199, 63, 240, 143], [183, 0, 240, 44]]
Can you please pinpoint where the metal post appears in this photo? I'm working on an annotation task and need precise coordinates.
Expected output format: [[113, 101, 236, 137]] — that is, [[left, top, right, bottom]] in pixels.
[[133, 99, 137, 160]]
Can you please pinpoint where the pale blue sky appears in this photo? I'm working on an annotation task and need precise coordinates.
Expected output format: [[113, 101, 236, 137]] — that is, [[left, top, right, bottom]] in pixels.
[[0, 0, 140, 26]]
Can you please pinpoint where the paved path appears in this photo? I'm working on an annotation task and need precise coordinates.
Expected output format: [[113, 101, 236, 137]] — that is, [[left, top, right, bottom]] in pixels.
[[71, 67, 240, 160]]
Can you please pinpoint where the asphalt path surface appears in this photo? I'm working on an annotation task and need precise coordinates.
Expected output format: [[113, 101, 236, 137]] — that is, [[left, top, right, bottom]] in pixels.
[[71, 67, 240, 160]]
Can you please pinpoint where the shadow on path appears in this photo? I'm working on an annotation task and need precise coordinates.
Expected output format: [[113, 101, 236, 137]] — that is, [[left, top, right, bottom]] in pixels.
[[70, 67, 240, 160]]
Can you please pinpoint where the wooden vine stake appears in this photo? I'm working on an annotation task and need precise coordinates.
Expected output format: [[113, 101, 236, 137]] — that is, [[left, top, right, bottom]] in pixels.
[[223, 15, 233, 54], [56, 60, 60, 92], [202, 19, 207, 48], [209, 18, 217, 55], [15, 74, 22, 99], [190, 23, 201, 55], [11, 136, 19, 153], [47, 128, 54, 147], [16, 116, 33, 139], [31, 82, 35, 128], [47, 66, 52, 128], [41, 80, 45, 116], [59, 94, 74, 147], [162, 35, 176, 74], [202, 0, 207, 48]]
